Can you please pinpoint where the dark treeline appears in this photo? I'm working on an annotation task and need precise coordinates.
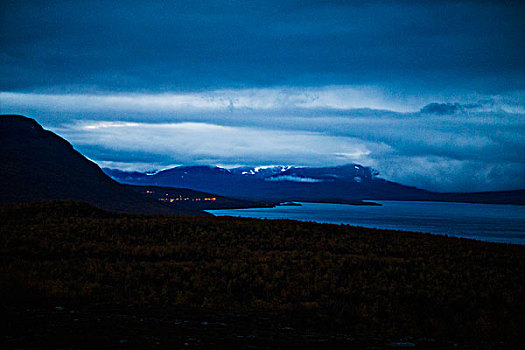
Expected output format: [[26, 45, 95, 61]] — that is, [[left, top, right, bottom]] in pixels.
[[1, 200, 524, 346]]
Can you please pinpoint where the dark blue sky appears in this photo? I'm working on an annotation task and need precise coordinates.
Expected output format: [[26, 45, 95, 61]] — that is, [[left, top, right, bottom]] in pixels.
[[2, 0, 524, 92], [1, 0, 524, 191]]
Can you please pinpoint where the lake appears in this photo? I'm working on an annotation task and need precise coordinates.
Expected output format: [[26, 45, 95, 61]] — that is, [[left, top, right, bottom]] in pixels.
[[207, 201, 525, 245]]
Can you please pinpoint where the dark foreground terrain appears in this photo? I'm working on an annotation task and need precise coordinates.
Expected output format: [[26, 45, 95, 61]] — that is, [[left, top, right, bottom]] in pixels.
[[1, 201, 524, 349]]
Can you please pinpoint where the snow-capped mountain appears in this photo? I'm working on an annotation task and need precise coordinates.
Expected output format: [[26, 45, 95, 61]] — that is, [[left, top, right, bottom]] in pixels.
[[230, 166, 291, 178], [102, 164, 525, 204], [103, 163, 428, 202], [230, 164, 378, 181], [104, 164, 378, 185]]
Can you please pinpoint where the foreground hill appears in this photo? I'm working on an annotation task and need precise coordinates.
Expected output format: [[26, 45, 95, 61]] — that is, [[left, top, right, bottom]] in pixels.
[[2, 200, 523, 348], [0, 115, 202, 215]]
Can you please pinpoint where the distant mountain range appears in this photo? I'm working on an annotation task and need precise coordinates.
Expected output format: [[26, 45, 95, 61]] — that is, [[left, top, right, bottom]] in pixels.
[[104, 165, 525, 205], [0, 115, 205, 215]]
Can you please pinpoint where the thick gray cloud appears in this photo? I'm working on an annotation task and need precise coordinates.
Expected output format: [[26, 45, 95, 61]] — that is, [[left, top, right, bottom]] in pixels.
[[3, 87, 521, 192]]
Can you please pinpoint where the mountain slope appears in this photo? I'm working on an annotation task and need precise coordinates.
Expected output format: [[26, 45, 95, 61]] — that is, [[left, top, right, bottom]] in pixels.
[[104, 165, 525, 205], [103, 164, 434, 202], [0, 115, 203, 215]]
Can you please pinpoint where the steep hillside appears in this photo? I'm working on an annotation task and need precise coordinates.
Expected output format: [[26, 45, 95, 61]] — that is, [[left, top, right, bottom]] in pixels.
[[0, 115, 202, 215]]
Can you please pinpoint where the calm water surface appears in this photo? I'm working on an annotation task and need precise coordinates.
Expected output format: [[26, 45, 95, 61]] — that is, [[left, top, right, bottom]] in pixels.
[[207, 201, 525, 245]]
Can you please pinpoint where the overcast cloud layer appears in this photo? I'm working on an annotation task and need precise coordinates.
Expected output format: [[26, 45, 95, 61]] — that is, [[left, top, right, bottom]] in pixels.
[[1, 1, 524, 192]]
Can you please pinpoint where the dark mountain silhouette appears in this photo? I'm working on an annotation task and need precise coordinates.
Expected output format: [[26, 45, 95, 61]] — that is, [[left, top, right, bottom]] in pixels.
[[104, 165, 525, 205], [0, 115, 204, 215]]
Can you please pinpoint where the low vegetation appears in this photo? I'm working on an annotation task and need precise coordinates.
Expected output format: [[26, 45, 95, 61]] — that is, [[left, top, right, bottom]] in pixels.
[[1, 200, 524, 347]]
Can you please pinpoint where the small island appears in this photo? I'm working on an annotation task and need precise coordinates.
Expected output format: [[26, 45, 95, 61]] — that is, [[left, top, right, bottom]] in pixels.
[[279, 201, 302, 206]]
